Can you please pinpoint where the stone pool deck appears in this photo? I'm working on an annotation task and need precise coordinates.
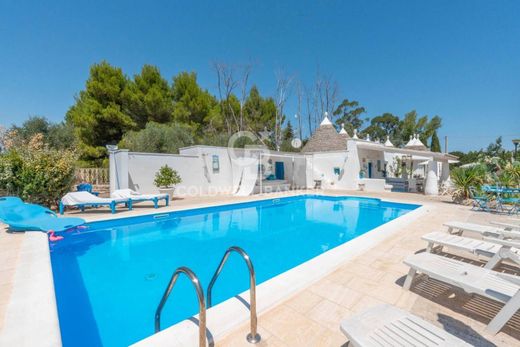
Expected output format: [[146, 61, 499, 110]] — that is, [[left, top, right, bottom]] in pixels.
[[1, 190, 519, 346]]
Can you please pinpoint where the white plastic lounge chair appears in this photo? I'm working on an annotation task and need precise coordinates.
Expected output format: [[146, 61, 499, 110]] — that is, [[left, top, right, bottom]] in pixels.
[[490, 221, 520, 231], [404, 252, 520, 334], [340, 304, 471, 346], [60, 191, 131, 215], [444, 221, 520, 239], [111, 189, 169, 208], [422, 231, 520, 269]]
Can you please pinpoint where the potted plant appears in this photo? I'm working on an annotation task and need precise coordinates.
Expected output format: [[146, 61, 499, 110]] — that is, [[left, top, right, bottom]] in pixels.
[[154, 165, 181, 199]]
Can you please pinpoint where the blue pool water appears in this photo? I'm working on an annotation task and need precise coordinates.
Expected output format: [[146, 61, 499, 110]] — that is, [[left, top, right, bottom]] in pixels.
[[50, 195, 419, 347]]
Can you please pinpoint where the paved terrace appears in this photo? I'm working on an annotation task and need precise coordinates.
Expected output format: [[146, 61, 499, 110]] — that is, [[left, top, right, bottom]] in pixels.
[[1, 191, 519, 346]]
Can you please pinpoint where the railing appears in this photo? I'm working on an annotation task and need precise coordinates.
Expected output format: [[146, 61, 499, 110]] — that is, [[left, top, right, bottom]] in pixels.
[[75, 168, 109, 185], [154, 266, 206, 347], [207, 246, 261, 344]]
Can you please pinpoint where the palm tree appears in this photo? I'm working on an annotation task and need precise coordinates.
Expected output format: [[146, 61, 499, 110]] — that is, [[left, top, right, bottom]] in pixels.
[[450, 165, 486, 201]]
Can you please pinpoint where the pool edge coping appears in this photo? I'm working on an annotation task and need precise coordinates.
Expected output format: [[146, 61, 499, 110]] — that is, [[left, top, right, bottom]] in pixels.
[[0, 232, 61, 347]]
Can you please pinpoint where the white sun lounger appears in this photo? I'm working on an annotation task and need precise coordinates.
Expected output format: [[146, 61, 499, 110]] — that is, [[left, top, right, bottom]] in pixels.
[[490, 221, 520, 231], [444, 221, 520, 239], [404, 252, 520, 334], [340, 304, 471, 346], [60, 191, 131, 214], [422, 231, 520, 269], [111, 189, 169, 208]]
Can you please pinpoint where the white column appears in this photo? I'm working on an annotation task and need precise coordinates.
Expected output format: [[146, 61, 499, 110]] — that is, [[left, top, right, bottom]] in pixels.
[[109, 150, 129, 193], [440, 161, 450, 183], [424, 160, 439, 195], [344, 140, 360, 190], [306, 155, 314, 189], [109, 150, 116, 193]]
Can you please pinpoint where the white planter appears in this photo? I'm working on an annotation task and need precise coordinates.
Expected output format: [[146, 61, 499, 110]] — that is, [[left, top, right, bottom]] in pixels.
[[158, 187, 175, 200]]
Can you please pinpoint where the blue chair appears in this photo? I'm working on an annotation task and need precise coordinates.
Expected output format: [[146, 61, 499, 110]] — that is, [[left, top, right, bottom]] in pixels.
[[0, 200, 85, 232], [469, 187, 490, 212], [497, 197, 520, 215], [76, 183, 100, 196]]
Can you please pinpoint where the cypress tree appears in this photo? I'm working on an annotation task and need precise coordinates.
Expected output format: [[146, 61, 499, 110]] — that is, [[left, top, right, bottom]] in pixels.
[[430, 130, 441, 152]]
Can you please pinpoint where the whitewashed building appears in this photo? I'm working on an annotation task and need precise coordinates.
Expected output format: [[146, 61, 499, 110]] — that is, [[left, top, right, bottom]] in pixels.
[[109, 115, 457, 197]]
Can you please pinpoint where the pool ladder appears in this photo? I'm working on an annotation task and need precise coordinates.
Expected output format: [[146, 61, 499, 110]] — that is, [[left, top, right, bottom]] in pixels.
[[154, 246, 260, 347], [154, 267, 206, 346]]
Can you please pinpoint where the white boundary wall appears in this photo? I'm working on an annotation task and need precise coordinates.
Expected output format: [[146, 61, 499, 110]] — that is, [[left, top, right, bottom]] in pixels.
[[109, 146, 364, 196], [110, 146, 316, 196], [110, 150, 237, 196], [110, 147, 260, 196], [128, 152, 214, 195]]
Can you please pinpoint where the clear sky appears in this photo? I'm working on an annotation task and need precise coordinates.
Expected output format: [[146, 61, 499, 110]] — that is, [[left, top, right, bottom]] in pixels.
[[1, 0, 519, 151]]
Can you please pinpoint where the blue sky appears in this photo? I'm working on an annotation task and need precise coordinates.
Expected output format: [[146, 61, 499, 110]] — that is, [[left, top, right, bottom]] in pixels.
[[1, 0, 519, 151]]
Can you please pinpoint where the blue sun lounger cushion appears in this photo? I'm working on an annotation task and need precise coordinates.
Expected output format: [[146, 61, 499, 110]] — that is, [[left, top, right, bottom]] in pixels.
[[0, 202, 85, 232], [0, 196, 24, 206]]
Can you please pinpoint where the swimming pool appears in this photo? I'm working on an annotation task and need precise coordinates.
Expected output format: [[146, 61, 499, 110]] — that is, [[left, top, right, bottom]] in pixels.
[[50, 195, 419, 347]]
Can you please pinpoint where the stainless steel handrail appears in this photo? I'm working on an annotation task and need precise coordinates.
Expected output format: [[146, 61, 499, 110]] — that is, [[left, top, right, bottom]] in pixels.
[[207, 246, 261, 344], [154, 266, 206, 347]]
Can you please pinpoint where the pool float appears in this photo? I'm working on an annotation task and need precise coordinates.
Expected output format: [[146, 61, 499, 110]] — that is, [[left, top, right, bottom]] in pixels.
[[48, 230, 64, 241]]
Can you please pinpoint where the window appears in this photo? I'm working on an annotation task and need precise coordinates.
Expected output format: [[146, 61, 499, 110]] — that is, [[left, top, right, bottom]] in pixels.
[[377, 160, 381, 171], [212, 155, 220, 173]]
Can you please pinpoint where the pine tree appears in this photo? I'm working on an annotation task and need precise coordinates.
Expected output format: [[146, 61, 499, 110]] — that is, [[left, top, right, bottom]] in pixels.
[[123, 64, 174, 128], [66, 61, 136, 162]]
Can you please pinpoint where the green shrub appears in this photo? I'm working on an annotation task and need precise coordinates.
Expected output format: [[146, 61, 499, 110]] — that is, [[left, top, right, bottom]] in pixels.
[[154, 165, 181, 188], [451, 164, 486, 201], [0, 133, 77, 207]]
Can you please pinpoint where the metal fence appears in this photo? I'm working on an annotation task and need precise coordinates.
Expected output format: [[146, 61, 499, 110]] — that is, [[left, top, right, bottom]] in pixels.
[[76, 168, 109, 185]]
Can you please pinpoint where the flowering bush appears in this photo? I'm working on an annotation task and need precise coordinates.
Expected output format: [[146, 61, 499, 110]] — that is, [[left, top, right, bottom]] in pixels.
[[0, 132, 78, 207]]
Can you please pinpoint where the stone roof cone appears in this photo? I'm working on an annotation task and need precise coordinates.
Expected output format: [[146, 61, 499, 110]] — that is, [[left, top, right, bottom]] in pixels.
[[339, 123, 350, 139], [301, 113, 347, 152], [320, 114, 333, 126], [405, 133, 427, 151], [384, 135, 394, 147]]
